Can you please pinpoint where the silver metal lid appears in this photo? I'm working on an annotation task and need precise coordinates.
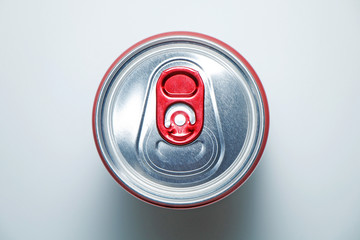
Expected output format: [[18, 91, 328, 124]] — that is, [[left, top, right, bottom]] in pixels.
[[93, 32, 269, 208]]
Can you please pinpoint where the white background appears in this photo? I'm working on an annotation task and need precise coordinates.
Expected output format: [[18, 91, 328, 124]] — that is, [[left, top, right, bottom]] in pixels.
[[1, 0, 359, 239]]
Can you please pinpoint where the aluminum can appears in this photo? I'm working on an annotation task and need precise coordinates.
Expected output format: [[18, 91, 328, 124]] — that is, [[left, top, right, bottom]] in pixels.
[[93, 32, 269, 208]]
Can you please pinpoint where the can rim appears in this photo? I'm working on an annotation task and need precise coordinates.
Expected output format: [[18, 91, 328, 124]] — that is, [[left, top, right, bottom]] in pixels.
[[92, 31, 270, 209]]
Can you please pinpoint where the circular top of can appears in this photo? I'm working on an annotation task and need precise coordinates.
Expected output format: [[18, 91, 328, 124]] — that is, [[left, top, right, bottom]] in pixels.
[[93, 32, 269, 208]]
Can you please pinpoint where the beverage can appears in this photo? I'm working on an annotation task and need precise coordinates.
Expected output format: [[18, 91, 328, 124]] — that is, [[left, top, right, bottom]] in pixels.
[[93, 32, 269, 208]]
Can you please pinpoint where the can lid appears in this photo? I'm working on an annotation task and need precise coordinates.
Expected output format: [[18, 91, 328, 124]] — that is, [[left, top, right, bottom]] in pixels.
[[93, 32, 269, 208]]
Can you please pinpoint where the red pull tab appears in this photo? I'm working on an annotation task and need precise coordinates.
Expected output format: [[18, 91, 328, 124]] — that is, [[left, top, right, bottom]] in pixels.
[[156, 67, 204, 145]]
